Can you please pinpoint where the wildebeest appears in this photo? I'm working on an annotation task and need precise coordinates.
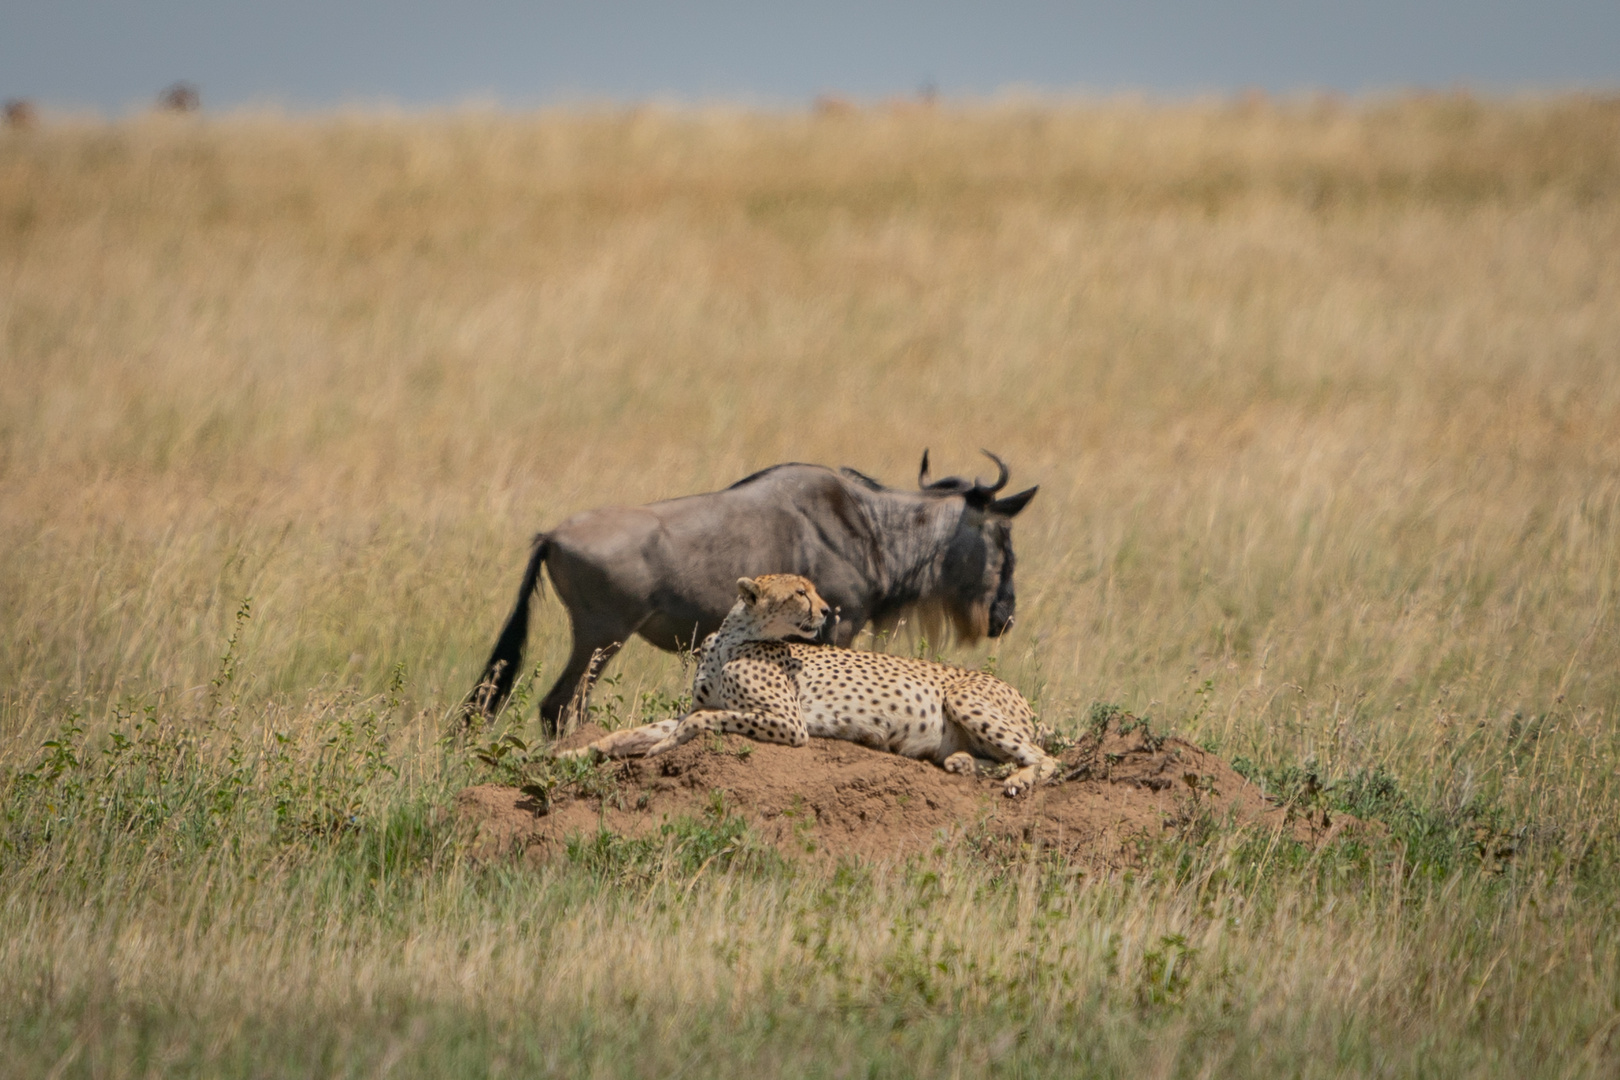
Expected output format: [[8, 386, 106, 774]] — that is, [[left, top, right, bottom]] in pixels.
[[469, 451, 1037, 732]]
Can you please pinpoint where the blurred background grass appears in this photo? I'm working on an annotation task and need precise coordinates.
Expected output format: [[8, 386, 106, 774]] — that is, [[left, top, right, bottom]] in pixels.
[[3, 95, 1619, 1076]]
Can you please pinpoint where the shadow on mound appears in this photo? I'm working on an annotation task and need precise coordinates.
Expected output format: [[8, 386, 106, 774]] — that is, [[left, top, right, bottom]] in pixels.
[[456, 714, 1375, 868]]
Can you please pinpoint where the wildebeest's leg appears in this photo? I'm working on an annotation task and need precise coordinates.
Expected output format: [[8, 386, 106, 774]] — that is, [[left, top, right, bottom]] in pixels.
[[538, 634, 626, 734], [537, 604, 653, 734]]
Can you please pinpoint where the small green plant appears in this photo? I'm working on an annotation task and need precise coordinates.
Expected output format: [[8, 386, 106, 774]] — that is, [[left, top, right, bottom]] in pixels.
[[638, 684, 691, 722], [587, 672, 626, 727], [385, 660, 408, 710], [497, 660, 546, 720], [1020, 636, 1048, 714], [472, 731, 537, 785], [470, 732, 620, 808], [1187, 676, 1216, 725], [1087, 702, 1126, 741], [1036, 722, 1075, 755], [1136, 933, 1198, 1010], [208, 597, 253, 713], [1116, 713, 1165, 753]]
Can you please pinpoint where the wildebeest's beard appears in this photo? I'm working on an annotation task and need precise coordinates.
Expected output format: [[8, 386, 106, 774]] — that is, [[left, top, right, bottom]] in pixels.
[[878, 596, 988, 650], [884, 516, 1008, 647]]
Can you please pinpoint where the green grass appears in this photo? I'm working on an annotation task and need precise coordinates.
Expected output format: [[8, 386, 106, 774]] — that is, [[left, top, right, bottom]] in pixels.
[[3, 675, 1617, 1078]]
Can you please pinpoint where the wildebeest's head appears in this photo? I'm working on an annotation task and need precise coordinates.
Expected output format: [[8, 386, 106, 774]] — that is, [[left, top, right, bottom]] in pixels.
[[917, 450, 1038, 642]]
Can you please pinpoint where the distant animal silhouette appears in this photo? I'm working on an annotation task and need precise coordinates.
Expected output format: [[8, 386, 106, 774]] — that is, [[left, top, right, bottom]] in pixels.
[[158, 83, 200, 113], [4, 99, 37, 130], [813, 94, 856, 118]]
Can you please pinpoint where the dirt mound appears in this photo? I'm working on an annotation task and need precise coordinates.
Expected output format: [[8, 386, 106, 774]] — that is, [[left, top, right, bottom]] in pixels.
[[457, 720, 1367, 868]]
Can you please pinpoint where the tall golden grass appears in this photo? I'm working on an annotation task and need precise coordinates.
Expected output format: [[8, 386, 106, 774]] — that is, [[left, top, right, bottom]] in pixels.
[[3, 96, 1619, 1076]]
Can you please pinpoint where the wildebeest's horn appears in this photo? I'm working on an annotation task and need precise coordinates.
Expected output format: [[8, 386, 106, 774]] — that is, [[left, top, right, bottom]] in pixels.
[[974, 450, 1010, 495], [920, 449, 993, 495]]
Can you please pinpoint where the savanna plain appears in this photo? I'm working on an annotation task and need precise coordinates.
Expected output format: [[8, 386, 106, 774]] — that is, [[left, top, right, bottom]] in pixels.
[[2, 96, 1619, 1078]]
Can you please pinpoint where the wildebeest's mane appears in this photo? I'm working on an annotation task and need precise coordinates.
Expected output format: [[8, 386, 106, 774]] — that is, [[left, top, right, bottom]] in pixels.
[[841, 464, 980, 498], [725, 462, 820, 490], [728, 461, 976, 500], [837, 466, 889, 491], [727, 462, 904, 494]]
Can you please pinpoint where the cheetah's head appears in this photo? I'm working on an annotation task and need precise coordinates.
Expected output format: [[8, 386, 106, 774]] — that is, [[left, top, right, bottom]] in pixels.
[[736, 574, 833, 639]]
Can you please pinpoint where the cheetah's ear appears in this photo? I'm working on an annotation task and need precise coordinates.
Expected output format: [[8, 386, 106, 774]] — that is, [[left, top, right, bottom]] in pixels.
[[737, 577, 761, 602]]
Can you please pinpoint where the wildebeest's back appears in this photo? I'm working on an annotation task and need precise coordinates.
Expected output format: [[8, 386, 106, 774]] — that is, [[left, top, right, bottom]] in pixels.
[[548, 466, 886, 651]]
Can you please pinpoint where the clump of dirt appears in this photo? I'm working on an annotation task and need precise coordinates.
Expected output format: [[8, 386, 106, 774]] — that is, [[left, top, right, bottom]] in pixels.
[[456, 717, 1372, 868]]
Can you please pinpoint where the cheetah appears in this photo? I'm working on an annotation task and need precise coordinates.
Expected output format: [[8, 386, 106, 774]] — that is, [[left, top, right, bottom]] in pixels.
[[561, 574, 1057, 796]]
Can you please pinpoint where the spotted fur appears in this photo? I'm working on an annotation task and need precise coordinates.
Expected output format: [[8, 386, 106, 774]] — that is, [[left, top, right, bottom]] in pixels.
[[565, 574, 1057, 796]]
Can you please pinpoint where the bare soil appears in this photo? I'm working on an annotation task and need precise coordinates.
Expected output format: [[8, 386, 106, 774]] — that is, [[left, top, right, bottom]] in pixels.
[[457, 719, 1370, 868]]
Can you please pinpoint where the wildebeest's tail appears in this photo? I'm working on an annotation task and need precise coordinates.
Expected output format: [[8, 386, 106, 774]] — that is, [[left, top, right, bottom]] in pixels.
[[466, 532, 550, 721]]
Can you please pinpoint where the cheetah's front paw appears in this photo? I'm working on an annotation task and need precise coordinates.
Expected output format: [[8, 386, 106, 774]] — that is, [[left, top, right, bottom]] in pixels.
[[643, 735, 681, 757]]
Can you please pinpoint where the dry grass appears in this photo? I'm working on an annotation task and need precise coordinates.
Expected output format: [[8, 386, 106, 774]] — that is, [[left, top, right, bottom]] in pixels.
[[3, 95, 1619, 1076]]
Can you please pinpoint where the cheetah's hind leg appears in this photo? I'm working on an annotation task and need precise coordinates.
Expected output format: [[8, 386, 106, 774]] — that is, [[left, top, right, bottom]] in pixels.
[[940, 681, 1058, 798], [1002, 755, 1059, 797]]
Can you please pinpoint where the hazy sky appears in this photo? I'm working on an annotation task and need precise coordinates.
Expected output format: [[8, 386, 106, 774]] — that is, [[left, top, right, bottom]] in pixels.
[[6, 1, 1619, 112]]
